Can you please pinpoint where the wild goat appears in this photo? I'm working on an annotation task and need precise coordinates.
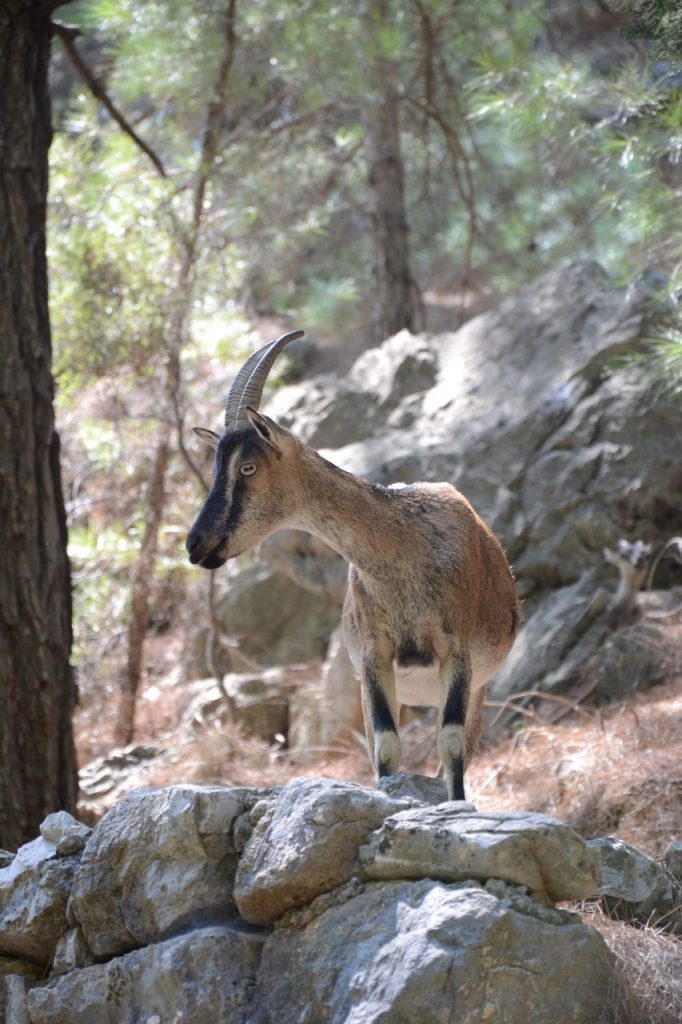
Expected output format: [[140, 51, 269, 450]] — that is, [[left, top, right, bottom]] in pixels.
[[186, 330, 521, 800]]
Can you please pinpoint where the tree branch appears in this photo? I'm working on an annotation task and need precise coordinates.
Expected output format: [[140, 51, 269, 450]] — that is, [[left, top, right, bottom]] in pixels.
[[404, 92, 478, 277], [52, 21, 166, 178]]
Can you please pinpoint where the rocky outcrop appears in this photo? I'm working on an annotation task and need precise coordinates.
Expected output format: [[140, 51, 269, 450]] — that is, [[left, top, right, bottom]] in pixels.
[[588, 835, 682, 931], [250, 879, 613, 1024], [233, 778, 412, 925], [359, 805, 600, 901], [3, 778, 679, 1022]]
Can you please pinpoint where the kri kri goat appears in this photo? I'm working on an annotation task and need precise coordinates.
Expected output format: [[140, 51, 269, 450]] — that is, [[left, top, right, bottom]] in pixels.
[[186, 330, 520, 801]]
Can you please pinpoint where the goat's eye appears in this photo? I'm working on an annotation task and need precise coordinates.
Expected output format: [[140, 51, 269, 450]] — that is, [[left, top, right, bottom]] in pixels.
[[240, 463, 257, 477]]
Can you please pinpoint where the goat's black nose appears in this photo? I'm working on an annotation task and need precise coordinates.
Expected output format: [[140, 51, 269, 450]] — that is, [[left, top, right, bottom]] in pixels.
[[186, 528, 205, 562]]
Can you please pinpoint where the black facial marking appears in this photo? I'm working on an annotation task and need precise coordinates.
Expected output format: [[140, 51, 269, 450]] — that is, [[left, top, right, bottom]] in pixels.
[[222, 473, 245, 532], [207, 430, 264, 532]]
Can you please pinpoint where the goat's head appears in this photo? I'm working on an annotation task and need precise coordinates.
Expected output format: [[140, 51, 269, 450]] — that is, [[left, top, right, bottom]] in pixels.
[[186, 330, 304, 570]]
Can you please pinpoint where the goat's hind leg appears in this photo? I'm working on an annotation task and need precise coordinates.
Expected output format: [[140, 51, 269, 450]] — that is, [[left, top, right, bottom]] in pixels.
[[437, 648, 471, 801], [361, 644, 401, 782]]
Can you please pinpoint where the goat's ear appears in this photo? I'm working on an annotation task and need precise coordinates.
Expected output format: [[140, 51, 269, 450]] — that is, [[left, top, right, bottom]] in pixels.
[[245, 407, 282, 452], [193, 427, 220, 449]]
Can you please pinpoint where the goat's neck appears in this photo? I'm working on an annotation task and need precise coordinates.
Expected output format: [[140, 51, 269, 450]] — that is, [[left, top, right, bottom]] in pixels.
[[292, 451, 407, 579]]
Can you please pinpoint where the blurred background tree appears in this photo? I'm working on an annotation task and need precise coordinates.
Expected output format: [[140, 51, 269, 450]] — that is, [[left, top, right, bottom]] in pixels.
[[44, 0, 680, 749]]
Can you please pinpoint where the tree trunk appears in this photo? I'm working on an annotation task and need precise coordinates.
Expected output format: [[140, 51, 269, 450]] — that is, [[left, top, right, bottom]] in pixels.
[[363, 0, 418, 341], [0, 2, 78, 850], [114, 438, 169, 746]]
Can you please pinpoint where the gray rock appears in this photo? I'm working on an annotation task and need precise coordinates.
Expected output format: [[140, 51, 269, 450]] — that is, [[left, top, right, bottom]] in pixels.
[[27, 923, 264, 1024], [259, 529, 347, 607], [265, 376, 380, 448], [249, 878, 614, 1024], [0, 958, 43, 979], [213, 560, 340, 667], [589, 835, 681, 931], [51, 927, 95, 976], [488, 573, 608, 702], [287, 626, 363, 752], [589, 622, 669, 700], [69, 785, 259, 958], [182, 672, 293, 743], [0, 974, 31, 1024], [233, 778, 412, 925], [39, 813, 91, 857], [0, 833, 79, 964], [663, 840, 682, 882], [377, 771, 451, 806], [361, 806, 600, 902], [348, 329, 439, 410]]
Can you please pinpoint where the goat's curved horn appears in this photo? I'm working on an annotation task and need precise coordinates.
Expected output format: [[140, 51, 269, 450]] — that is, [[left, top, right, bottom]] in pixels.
[[224, 329, 304, 430]]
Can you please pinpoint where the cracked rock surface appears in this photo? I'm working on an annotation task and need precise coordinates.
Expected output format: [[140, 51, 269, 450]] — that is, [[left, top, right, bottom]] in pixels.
[[249, 878, 614, 1024]]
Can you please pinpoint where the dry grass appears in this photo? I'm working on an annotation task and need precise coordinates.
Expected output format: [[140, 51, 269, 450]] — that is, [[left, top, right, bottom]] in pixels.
[[574, 906, 682, 1024], [469, 678, 682, 857]]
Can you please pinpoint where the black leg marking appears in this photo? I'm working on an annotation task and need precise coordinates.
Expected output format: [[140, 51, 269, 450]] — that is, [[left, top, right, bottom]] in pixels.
[[442, 677, 466, 730], [364, 662, 399, 777], [365, 664, 397, 737], [450, 758, 465, 801], [440, 654, 470, 802]]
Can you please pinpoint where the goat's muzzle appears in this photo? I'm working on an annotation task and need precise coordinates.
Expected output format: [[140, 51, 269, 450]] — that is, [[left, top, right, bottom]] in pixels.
[[185, 526, 226, 569]]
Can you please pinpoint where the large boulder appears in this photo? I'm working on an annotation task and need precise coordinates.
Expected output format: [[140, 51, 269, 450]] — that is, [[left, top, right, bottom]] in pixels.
[[213, 561, 340, 667], [348, 329, 439, 411], [27, 924, 264, 1024], [264, 375, 380, 448], [589, 835, 681, 932], [69, 785, 261, 958], [249, 878, 615, 1024], [360, 805, 600, 902], [259, 530, 347, 608], [181, 672, 293, 743], [0, 813, 89, 965], [234, 778, 411, 925]]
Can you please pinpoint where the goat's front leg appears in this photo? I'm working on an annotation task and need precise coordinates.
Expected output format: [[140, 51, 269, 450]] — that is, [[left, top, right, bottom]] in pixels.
[[438, 648, 471, 801], [361, 641, 401, 782]]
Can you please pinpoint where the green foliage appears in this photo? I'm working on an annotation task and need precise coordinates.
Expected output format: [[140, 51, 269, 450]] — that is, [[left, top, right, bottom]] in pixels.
[[466, 45, 682, 287], [613, 1, 682, 59], [49, 101, 173, 397]]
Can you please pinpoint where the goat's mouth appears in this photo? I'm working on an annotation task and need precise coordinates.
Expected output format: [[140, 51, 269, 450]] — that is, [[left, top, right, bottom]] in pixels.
[[187, 536, 229, 570], [197, 547, 228, 570]]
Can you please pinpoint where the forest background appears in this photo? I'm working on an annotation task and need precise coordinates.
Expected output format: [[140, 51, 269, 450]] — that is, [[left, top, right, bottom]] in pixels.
[[1, 0, 681, 850]]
